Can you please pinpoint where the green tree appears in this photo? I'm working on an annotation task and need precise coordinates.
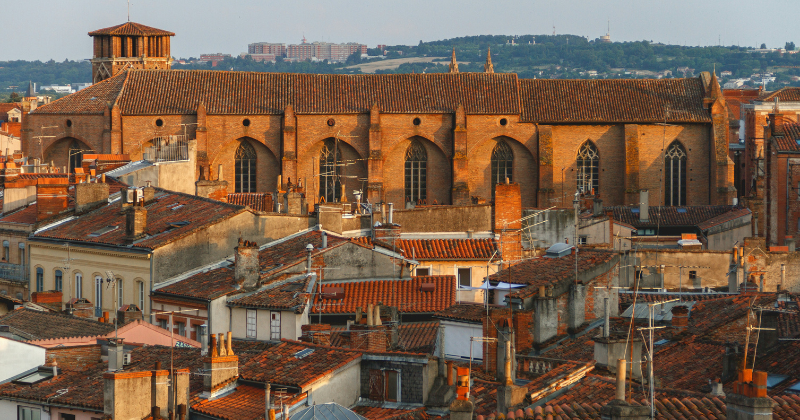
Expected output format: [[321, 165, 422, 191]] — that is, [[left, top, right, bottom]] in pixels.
[[786, 42, 796, 51]]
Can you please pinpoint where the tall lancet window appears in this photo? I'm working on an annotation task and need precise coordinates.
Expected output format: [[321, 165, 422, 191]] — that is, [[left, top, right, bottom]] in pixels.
[[69, 140, 83, 173], [405, 140, 427, 203], [665, 141, 687, 206], [234, 141, 257, 193], [320, 139, 342, 203], [491, 140, 513, 185], [576, 141, 599, 194]]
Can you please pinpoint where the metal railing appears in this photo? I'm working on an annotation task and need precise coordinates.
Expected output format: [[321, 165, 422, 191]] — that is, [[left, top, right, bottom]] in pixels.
[[0, 262, 28, 283], [144, 136, 189, 163]]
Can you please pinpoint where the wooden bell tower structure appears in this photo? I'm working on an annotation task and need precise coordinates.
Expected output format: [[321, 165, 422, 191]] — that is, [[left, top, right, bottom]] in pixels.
[[88, 22, 175, 83]]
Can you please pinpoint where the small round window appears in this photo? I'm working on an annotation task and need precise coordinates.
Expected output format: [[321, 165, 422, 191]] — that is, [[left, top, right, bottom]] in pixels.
[[413, 117, 421, 126], [327, 118, 336, 127], [243, 118, 251, 127], [65, 119, 72, 128], [499, 118, 508, 126], [155, 119, 164, 127]]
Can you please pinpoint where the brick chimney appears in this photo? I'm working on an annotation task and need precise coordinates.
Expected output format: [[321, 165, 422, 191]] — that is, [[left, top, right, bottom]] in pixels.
[[75, 181, 110, 214], [117, 304, 144, 324], [103, 363, 190, 420], [36, 176, 70, 221], [125, 203, 148, 242], [494, 181, 522, 262], [728, 368, 776, 420], [449, 367, 474, 420], [202, 332, 238, 399], [670, 305, 690, 330], [235, 238, 259, 291], [769, 98, 784, 138], [599, 359, 650, 419]]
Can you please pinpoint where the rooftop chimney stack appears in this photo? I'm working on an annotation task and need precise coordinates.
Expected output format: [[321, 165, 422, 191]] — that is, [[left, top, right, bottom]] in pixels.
[[202, 330, 239, 399], [770, 98, 784, 137], [235, 238, 260, 291], [125, 201, 148, 242], [449, 367, 474, 420], [639, 190, 649, 222]]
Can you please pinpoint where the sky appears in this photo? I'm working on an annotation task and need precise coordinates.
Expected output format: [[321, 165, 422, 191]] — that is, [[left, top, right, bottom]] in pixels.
[[3, 0, 799, 61]]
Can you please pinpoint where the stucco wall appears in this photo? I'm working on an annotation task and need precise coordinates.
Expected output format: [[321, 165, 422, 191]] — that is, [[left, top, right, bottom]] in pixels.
[[308, 360, 361, 407], [523, 208, 575, 249], [0, 337, 46, 383], [413, 260, 497, 303], [627, 250, 734, 289], [0, 400, 49, 420], [705, 213, 751, 251], [392, 205, 492, 233]]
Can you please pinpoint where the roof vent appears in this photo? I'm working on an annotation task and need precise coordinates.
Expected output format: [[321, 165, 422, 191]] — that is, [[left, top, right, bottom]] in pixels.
[[88, 225, 119, 237], [294, 348, 315, 359], [419, 283, 436, 292], [545, 243, 573, 258]]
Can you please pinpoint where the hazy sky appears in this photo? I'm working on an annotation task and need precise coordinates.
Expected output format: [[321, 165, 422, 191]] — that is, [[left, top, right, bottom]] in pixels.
[[4, 0, 799, 61]]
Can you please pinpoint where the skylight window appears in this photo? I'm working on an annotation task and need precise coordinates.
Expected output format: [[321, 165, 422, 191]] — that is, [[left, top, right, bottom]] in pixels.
[[788, 381, 800, 394], [767, 374, 790, 389], [168, 221, 190, 228], [170, 204, 184, 211], [654, 339, 670, 346], [88, 225, 119, 237], [14, 370, 53, 384], [676, 208, 688, 213], [294, 348, 314, 359], [631, 208, 640, 214]]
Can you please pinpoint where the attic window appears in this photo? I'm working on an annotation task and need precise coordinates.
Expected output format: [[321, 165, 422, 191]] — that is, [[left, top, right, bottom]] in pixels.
[[768, 374, 790, 389], [170, 204, 184, 211], [654, 339, 670, 346], [294, 348, 315, 359], [88, 225, 119, 237], [631, 208, 640, 214], [788, 381, 800, 394], [168, 221, 190, 228], [14, 370, 53, 384], [677, 208, 688, 213]]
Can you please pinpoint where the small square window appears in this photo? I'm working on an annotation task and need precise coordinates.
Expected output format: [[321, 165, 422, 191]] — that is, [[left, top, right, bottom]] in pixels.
[[457, 268, 471, 288], [416, 267, 430, 276], [578, 236, 588, 245], [246, 309, 257, 339]]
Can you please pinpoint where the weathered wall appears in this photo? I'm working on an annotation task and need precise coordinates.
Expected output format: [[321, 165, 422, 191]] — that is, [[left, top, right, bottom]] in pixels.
[[743, 237, 800, 292], [523, 208, 575, 249], [309, 361, 361, 407], [705, 213, 751, 251], [623, 250, 734, 289], [321, 243, 409, 281], [0, 337, 46, 382], [359, 359, 427, 403], [393, 205, 492, 233]]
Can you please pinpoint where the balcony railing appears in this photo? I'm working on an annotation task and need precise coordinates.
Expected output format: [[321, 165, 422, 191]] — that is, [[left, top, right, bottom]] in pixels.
[[0, 262, 28, 283], [144, 136, 189, 163]]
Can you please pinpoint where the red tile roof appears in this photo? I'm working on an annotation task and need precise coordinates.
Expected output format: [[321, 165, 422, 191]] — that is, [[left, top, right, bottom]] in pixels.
[[759, 87, 800, 102], [352, 406, 429, 420], [154, 266, 240, 302], [102, 70, 520, 116], [394, 238, 498, 260], [0, 362, 107, 411], [610, 205, 745, 228], [34, 189, 246, 250], [747, 340, 800, 395], [330, 321, 439, 353], [32, 73, 128, 115], [488, 250, 617, 300], [228, 277, 313, 312], [435, 302, 503, 323], [311, 276, 456, 314], [88, 21, 175, 36], [519, 78, 712, 123], [227, 192, 273, 212], [774, 122, 800, 152], [0, 203, 39, 225], [258, 230, 352, 274], [0, 308, 115, 340], [190, 385, 306, 420], [238, 340, 361, 389]]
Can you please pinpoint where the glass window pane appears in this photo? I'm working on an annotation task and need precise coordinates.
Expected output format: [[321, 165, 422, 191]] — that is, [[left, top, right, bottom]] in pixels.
[[385, 370, 399, 401]]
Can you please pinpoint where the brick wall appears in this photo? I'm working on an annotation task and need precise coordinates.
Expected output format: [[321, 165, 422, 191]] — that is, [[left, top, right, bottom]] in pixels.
[[46, 344, 102, 371]]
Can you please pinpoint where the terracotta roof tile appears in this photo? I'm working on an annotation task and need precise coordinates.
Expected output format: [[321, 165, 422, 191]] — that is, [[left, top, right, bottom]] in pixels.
[[519, 78, 711, 123], [228, 277, 313, 312], [32, 72, 127, 115], [227, 192, 273, 212], [154, 266, 239, 302], [330, 321, 439, 353], [0, 362, 107, 411], [352, 406, 429, 420], [238, 340, 361, 389], [88, 21, 175, 36], [0, 203, 39, 225], [311, 276, 456, 314], [190, 384, 303, 420], [259, 230, 351, 274], [434, 302, 504, 323], [610, 205, 745, 228], [34, 189, 246, 250], [394, 238, 498, 260], [0, 308, 115, 340], [774, 122, 800, 152], [759, 87, 800, 102]]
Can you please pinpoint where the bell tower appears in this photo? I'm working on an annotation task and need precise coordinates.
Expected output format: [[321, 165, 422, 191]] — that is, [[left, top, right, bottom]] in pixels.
[[88, 22, 175, 83]]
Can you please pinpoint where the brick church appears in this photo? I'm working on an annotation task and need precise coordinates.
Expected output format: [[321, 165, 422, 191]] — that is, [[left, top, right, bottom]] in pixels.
[[22, 22, 736, 208]]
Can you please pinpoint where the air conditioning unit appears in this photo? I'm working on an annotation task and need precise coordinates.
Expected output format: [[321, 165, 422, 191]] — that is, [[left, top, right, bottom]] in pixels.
[[123, 353, 131, 365]]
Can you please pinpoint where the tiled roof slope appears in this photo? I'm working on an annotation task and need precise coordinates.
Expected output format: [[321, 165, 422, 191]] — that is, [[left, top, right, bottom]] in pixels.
[[696, 207, 752, 230], [259, 230, 351, 273], [227, 192, 273, 212], [88, 21, 175, 36], [311, 276, 456, 314], [115, 70, 520, 115], [0, 308, 115, 340], [610, 205, 744, 228], [229, 277, 313, 312], [124, 346, 206, 393], [759, 87, 800, 102], [0, 362, 107, 411], [352, 406, 429, 420], [746, 340, 800, 395], [395, 238, 497, 260], [32, 72, 128, 114], [154, 266, 239, 302], [519, 78, 711, 123], [489, 250, 617, 299], [191, 384, 306, 420], [330, 321, 439, 353], [238, 341, 361, 389], [0, 203, 39, 225], [434, 302, 504, 323], [34, 189, 246, 250], [774, 122, 800, 152]]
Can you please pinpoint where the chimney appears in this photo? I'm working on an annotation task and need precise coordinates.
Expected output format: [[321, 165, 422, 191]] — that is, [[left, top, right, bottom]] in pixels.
[[757, 310, 779, 354], [769, 98, 784, 137], [235, 238, 260, 291], [306, 243, 313, 273], [108, 337, 125, 372], [533, 286, 557, 344], [615, 359, 626, 401], [449, 367, 474, 420], [722, 343, 741, 382], [104, 363, 183, 420], [728, 367, 775, 420], [200, 324, 208, 356], [117, 304, 143, 324], [594, 336, 643, 379], [593, 197, 604, 217], [321, 231, 327, 249], [639, 190, 649, 222], [36, 176, 70, 221], [604, 298, 610, 337], [202, 331, 239, 399], [74, 181, 110, 214], [598, 359, 651, 419], [125, 204, 148, 242], [567, 284, 587, 333], [387, 203, 394, 224]]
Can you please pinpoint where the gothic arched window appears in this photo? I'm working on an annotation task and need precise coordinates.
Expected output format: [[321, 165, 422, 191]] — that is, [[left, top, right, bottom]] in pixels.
[[69, 140, 83, 173], [405, 140, 428, 203], [234, 141, 257, 193], [576, 141, 599, 194], [319, 139, 342, 202], [491, 140, 513, 185], [665, 141, 687, 206]]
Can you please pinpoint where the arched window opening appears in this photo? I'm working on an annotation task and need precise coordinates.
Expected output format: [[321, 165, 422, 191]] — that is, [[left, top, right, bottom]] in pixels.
[[665, 142, 687, 206], [405, 140, 428, 204], [576, 141, 599, 194], [117, 279, 123, 310], [69, 140, 84, 173], [55, 270, 63, 292], [491, 140, 514, 186], [36, 267, 43, 292], [234, 141, 257, 193], [319, 139, 342, 203], [137, 281, 145, 311], [75, 273, 83, 299]]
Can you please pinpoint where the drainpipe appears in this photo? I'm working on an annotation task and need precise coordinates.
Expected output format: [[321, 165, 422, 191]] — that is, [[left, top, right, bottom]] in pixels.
[[616, 359, 626, 401], [603, 297, 610, 337], [306, 244, 313, 273]]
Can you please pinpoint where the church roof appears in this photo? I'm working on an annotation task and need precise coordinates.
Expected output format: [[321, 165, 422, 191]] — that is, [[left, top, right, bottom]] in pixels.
[[519, 78, 712, 123], [758, 87, 800, 102], [88, 22, 175, 37]]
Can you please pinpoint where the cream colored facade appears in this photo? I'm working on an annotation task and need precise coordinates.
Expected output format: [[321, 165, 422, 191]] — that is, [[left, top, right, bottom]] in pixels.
[[29, 242, 152, 317], [413, 260, 499, 303]]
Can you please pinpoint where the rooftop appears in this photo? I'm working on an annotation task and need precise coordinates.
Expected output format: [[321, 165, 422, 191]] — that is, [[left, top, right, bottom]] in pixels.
[[0, 308, 115, 341], [610, 205, 748, 229], [88, 21, 175, 37], [228, 276, 315, 313], [311, 276, 456, 314], [330, 321, 439, 354]]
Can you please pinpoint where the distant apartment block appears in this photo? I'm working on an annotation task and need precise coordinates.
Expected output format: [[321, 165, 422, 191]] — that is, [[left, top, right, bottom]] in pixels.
[[199, 53, 232, 67], [246, 38, 367, 63]]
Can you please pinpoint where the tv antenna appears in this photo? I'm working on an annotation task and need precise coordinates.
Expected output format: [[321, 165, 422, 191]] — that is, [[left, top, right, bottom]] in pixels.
[[127, 0, 131, 22]]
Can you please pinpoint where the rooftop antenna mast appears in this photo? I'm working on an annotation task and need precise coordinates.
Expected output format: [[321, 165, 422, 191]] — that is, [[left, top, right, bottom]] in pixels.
[[127, 0, 130, 22]]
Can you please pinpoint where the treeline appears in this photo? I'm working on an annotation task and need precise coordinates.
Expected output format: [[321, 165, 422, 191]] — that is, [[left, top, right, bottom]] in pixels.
[[0, 60, 91, 92]]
